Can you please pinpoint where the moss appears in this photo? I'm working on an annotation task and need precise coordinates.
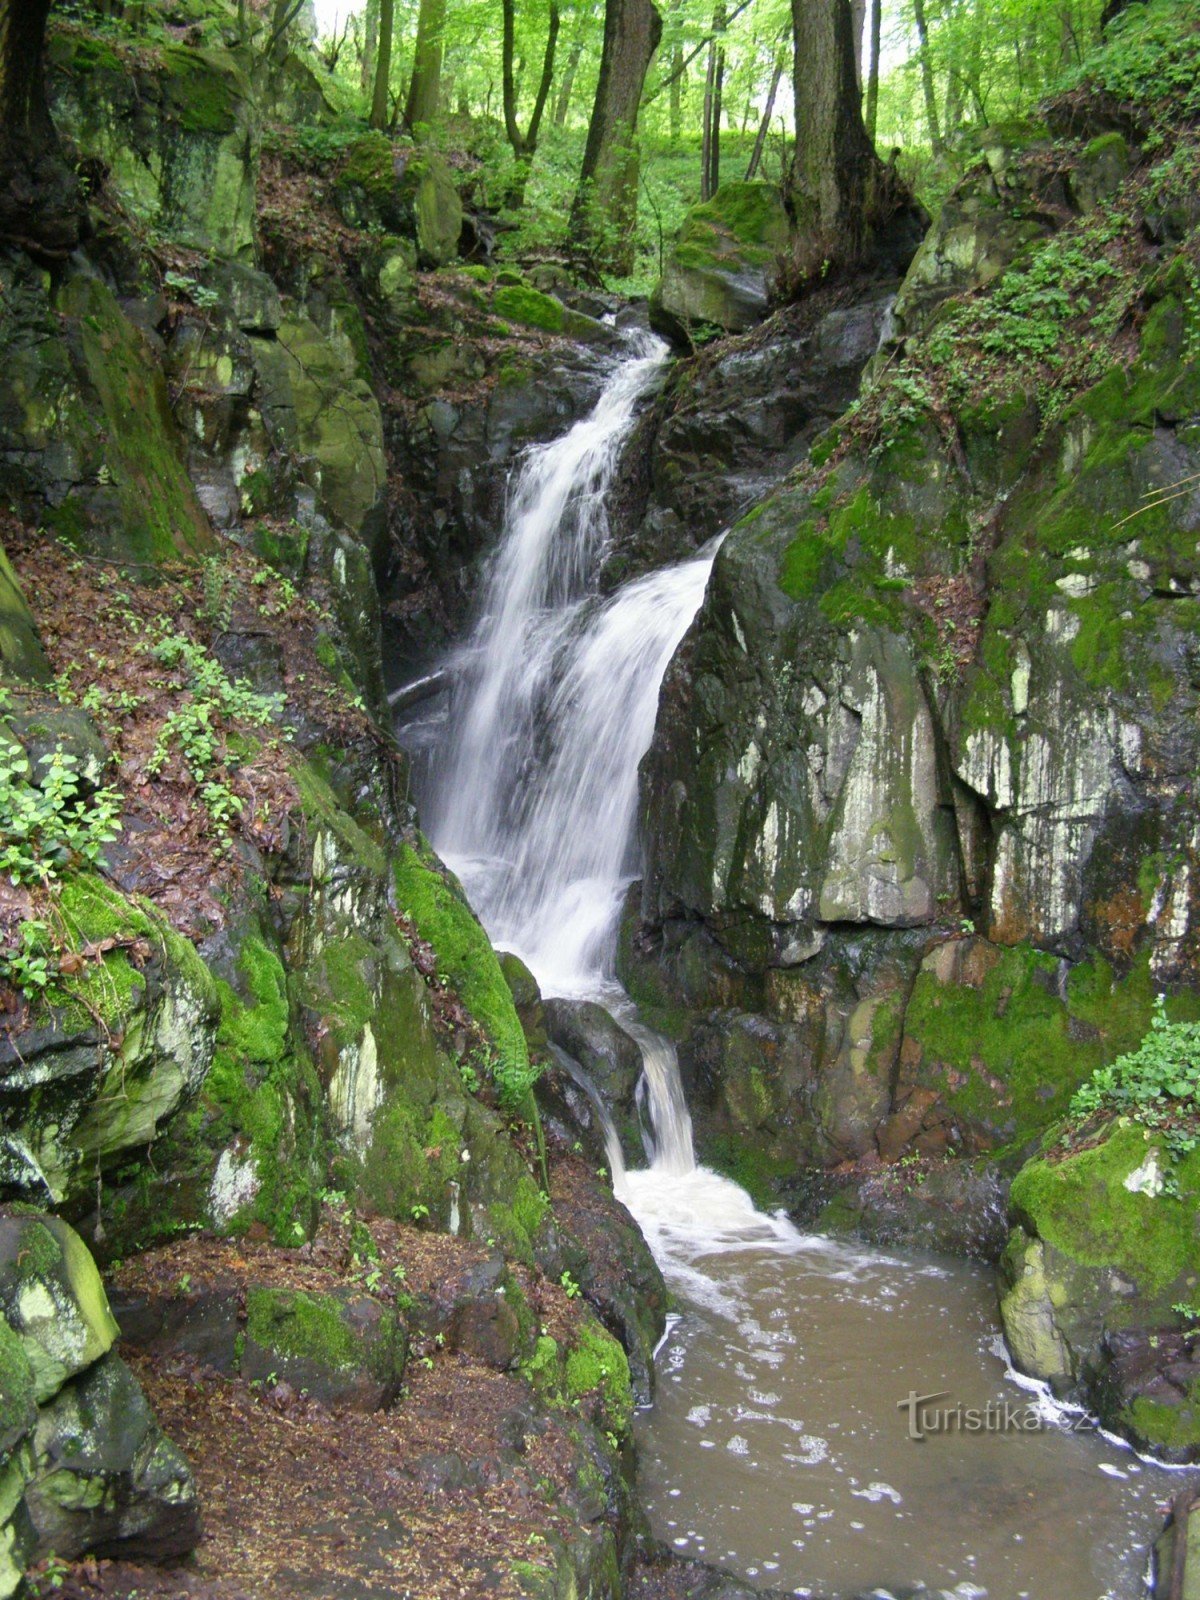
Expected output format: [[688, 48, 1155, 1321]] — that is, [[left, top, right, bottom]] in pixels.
[[778, 525, 829, 600], [493, 285, 565, 334], [487, 1173, 549, 1262], [1122, 1386, 1200, 1453], [338, 132, 396, 196], [0, 1320, 35, 1447], [244, 1286, 358, 1370], [356, 1098, 462, 1223], [393, 838, 533, 1105], [564, 1317, 632, 1437], [161, 45, 241, 134], [56, 274, 213, 564], [699, 1134, 793, 1209], [1010, 1120, 1200, 1299], [902, 944, 1165, 1153]]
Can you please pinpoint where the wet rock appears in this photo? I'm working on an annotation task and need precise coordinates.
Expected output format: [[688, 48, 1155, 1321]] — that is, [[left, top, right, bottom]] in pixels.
[[653, 182, 790, 338], [0, 875, 220, 1210], [800, 1157, 1011, 1261], [1000, 1121, 1200, 1457], [543, 1000, 643, 1116], [0, 1215, 119, 1403], [111, 1275, 407, 1412], [499, 950, 548, 1052], [23, 1352, 200, 1563], [0, 549, 50, 683]]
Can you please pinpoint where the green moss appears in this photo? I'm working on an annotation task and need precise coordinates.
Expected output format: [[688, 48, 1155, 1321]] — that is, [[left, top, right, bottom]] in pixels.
[[698, 1134, 792, 1209], [1010, 1121, 1200, 1298], [56, 274, 213, 564], [161, 45, 241, 134], [356, 1098, 462, 1223], [0, 1321, 36, 1446], [1123, 1386, 1200, 1453], [338, 131, 396, 196], [778, 525, 829, 600], [393, 838, 534, 1107], [903, 945, 1165, 1154], [244, 1286, 358, 1370], [564, 1317, 632, 1437], [487, 1173, 549, 1262], [493, 285, 565, 334]]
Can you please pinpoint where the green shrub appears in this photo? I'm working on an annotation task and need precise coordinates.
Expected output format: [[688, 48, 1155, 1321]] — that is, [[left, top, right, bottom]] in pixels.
[[1070, 996, 1200, 1155]]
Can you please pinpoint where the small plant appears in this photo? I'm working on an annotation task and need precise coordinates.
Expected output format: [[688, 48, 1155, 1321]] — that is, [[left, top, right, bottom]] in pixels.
[[560, 1270, 581, 1300], [0, 921, 56, 999], [0, 742, 122, 888], [1070, 996, 1200, 1156], [410, 1203, 430, 1222]]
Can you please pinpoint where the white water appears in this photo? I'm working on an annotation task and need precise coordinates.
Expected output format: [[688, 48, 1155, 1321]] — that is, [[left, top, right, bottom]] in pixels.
[[415, 340, 1186, 1598]]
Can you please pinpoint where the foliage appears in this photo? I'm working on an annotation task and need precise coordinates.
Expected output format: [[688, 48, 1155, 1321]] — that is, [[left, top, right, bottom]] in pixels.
[[1070, 997, 1200, 1156], [0, 742, 122, 889]]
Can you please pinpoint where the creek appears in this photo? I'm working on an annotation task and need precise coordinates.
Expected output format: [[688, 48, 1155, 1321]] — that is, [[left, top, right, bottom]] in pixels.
[[395, 337, 1188, 1600]]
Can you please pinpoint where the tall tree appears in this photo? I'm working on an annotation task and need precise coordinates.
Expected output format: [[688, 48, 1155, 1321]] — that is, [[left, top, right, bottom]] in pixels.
[[360, 0, 379, 97], [788, 0, 913, 273], [553, 2, 596, 125], [570, 0, 662, 273], [502, 0, 561, 200], [864, 0, 881, 141], [0, 0, 80, 256], [744, 48, 784, 180], [911, 0, 944, 153], [404, 0, 446, 130], [369, 0, 395, 128], [699, 2, 725, 201]]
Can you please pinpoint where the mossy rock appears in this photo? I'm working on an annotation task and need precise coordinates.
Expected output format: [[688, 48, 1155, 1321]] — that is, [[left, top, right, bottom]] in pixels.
[[393, 837, 535, 1110], [521, 1313, 633, 1442], [0, 552, 49, 684], [241, 1285, 406, 1409], [493, 285, 565, 335], [0, 875, 220, 1208], [1001, 1120, 1200, 1454], [655, 181, 789, 334], [0, 1215, 118, 1404], [23, 1351, 199, 1563]]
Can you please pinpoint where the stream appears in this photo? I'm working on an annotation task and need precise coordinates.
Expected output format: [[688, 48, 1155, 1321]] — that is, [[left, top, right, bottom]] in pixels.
[[395, 336, 1190, 1600]]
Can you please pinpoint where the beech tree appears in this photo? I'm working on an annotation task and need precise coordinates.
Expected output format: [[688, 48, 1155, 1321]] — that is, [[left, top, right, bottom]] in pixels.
[[502, 0, 561, 198], [788, 0, 911, 272], [0, 0, 79, 257], [405, 0, 447, 129], [570, 0, 663, 272]]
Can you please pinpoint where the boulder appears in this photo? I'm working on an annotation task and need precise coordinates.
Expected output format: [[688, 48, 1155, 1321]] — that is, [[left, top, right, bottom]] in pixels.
[[0, 1215, 118, 1403], [0, 874, 220, 1209], [0, 551, 49, 684], [653, 182, 790, 337], [1000, 1121, 1200, 1457], [543, 999, 644, 1167], [23, 1352, 200, 1562]]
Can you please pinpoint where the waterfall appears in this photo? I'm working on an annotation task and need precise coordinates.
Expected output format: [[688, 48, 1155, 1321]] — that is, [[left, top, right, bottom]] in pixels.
[[430, 336, 713, 998]]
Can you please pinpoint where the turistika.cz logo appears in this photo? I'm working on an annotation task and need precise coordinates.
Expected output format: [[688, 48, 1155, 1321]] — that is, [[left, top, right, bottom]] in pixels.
[[897, 1389, 1097, 1441]]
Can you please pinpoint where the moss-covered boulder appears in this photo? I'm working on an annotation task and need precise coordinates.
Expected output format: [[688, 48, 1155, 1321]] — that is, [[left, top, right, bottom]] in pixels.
[[0, 875, 220, 1208], [0, 1216, 117, 1404], [0, 263, 214, 564], [0, 552, 49, 684], [1000, 1121, 1200, 1456], [48, 32, 258, 256], [653, 182, 789, 336], [333, 136, 461, 266], [242, 1285, 406, 1408], [251, 313, 386, 548], [22, 1351, 199, 1563]]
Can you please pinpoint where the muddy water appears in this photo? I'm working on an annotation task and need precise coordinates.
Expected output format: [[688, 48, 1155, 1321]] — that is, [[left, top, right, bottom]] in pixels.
[[631, 1200, 1187, 1600]]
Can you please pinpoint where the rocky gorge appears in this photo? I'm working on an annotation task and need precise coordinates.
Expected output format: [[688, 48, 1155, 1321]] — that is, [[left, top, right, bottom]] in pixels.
[[1, 1, 1200, 1597]]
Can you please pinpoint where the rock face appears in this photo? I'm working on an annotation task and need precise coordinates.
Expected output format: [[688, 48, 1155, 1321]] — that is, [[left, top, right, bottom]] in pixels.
[[0, 1215, 199, 1594], [1000, 1123, 1200, 1458], [653, 182, 790, 338], [628, 109, 1200, 1195]]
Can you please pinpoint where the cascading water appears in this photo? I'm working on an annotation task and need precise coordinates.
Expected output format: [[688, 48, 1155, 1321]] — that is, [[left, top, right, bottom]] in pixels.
[[412, 339, 1190, 1600]]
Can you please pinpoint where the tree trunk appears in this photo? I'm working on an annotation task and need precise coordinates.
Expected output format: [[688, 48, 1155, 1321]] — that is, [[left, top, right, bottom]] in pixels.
[[745, 51, 783, 180], [404, 0, 446, 130], [360, 0, 378, 96], [369, 0, 395, 128], [503, 0, 560, 203], [553, 9, 591, 126], [911, 0, 943, 154], [699, 0, 724, 200], [570, 0, 662, 274], [789, 0, 900, 274], [708, 27, 724, 197], [504, 0, 560, 156], [0, 0, 81, 256], [849, 0, 866, 89], [864, 0, 881, 142]]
